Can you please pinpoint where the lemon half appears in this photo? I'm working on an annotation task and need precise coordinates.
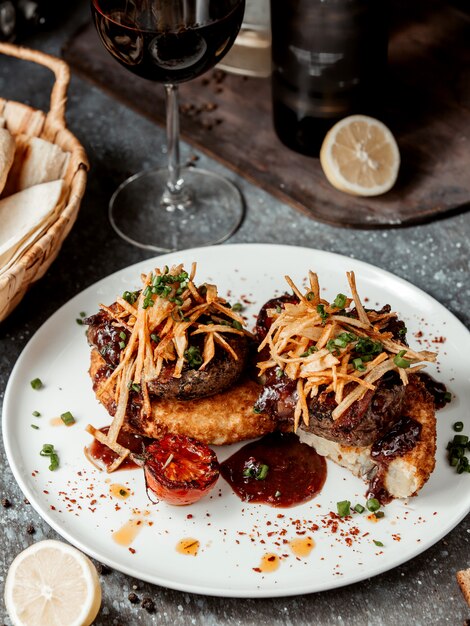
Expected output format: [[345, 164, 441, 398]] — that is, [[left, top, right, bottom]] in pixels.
[[320, 114, 400, 197], [4, 540, 102, 626]]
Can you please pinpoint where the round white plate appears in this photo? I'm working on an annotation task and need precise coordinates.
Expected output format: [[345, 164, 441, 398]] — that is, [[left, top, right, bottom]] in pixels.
[[3, 244, 470, 598]]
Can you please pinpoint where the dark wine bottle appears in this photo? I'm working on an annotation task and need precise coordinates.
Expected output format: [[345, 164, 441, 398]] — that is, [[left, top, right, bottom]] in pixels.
[[270, 0, 388, 157]]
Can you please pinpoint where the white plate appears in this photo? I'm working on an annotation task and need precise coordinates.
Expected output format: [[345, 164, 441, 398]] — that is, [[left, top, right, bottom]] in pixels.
[[3, 244, 470, 598]]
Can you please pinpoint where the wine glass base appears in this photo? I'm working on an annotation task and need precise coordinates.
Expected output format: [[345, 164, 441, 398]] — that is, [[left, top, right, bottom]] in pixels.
[[109, 167, 245, 252]]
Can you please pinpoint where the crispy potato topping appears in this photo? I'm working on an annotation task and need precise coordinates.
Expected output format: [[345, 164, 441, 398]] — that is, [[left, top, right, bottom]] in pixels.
[[257, 271, 436, 431], [86, 263, 251, 470]]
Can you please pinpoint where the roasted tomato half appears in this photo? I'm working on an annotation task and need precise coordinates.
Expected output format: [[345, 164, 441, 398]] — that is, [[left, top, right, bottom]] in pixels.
[[144, 434, 220, 505]]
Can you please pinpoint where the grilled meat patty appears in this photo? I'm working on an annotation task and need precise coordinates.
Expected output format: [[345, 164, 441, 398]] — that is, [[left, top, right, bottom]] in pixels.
[[85, 308, 250, 400], [255, 295, 408, 447]]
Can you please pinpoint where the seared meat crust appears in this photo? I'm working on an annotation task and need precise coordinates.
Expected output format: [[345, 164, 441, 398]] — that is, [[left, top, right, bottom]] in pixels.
[[85, 309, 250, 400]]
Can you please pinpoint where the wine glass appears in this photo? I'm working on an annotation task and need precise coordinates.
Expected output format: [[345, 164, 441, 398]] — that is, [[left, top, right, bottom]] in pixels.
[[91, 0, 246, 252]]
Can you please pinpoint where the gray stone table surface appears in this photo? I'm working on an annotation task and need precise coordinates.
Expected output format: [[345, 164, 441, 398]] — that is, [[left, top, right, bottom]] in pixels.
[[1, 3, 469, 625]]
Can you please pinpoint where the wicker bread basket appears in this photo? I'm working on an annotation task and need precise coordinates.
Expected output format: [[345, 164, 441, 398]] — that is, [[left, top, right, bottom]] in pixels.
[[0, 42, 88, 323]]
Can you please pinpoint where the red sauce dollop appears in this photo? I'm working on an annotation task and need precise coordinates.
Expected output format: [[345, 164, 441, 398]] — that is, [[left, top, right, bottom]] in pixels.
[[220, 432, 327, 507], [86, 426, 152, 471]]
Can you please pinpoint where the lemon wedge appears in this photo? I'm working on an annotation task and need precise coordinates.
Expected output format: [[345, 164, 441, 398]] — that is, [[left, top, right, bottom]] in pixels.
[[4, 540, 102, 626], [320, 115, 400, 197]]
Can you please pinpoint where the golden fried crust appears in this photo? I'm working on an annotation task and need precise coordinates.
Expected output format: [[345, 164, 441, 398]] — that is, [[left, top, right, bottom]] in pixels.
[[89, 349, 276, 445], [298, 375, 437, 499], [388, 375, 436, 497]]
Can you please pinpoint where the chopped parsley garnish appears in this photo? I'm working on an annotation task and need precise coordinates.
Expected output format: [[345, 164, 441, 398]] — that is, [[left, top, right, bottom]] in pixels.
[[184, 345, 203, 369], [30, 378, 43, 390]]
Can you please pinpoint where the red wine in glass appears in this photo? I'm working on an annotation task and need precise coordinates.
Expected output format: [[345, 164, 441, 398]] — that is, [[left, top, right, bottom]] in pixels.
[[91, 0, 246, 252]]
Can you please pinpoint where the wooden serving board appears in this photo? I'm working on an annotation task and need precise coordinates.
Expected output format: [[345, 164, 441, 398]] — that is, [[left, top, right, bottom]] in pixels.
[[63, 0, 470, 228]]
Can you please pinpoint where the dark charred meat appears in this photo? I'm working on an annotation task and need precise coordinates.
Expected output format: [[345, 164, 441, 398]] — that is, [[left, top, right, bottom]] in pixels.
[[255, 294, 299, 342], [85, 308, 250, 400], [147, 334, 249, 399], [256, 368, 406, 446], [255, 298, 409, 446]]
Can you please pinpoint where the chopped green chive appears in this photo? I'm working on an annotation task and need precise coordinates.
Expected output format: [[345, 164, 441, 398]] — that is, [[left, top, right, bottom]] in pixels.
[[30, 378, 43, 390], [374, 511, 385, 519], [337, 500, 351, 517], [131, 383, 141, 393], [232, 302, 243, 312], [76, 318, 83, 325], [32, 411, 41, 417], [454, 422, 464, 433], [40, 444, 59, 471], [243, 462, 269, 480], [60, 411, 76, 426], [398, 327, 407, 337], [352, 357, 366, 371], [306, 292, 315, 301], [316, 304, 328, 323], [31, 424, 39, 430], [444, 391, 452, 403], [80, 311, 86, 318], [119, 488, 128, 497], [232, 320, 243, 330], [394, 350, 411, 369], [119, 341, 126, 350], [373, 540, 384, 547], [276, 368, 284, 378], [333, 293, 347, 309], [253, 406, 261, 414], [354, 503, 365, 514], [366, 498, 381, 512], [453, 435, 469, 446], [150, 333, 160, 343], [300, 346, 318, 357], [49, 454, 59, 471], [184, 345, 203, 369], [122, 290, 138, 305], [275, 491, 281, 498], [119, 331, 127, 340]]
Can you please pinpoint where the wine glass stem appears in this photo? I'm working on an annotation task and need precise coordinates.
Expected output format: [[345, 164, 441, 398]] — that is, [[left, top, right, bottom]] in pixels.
[[164, 83, 184, 198]]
